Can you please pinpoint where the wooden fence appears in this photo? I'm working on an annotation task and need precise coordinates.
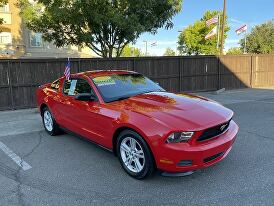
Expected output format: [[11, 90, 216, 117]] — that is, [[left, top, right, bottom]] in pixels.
[[0, 55, 273, 110]]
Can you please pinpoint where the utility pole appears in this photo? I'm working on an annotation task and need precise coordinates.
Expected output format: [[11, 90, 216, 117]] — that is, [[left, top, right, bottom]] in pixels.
[[220, 0, 226, 55]]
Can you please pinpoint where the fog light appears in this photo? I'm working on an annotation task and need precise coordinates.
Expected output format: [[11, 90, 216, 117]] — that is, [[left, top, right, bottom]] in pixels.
[[177, 160, 193, 167]]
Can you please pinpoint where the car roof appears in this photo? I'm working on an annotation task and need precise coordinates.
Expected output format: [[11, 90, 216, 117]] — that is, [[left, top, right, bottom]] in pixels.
[[74, 70, 138, 78]]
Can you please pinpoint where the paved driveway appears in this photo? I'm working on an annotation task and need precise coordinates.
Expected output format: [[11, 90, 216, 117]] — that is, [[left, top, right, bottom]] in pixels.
[[0, 88, 274, 206]]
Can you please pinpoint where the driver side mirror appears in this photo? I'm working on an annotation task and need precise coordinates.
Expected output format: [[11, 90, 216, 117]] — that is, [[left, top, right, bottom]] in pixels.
[[75, 93, 97, 101]]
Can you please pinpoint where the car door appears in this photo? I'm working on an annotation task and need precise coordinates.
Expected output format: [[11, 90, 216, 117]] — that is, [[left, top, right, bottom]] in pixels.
[[58, 78, 109, 145]]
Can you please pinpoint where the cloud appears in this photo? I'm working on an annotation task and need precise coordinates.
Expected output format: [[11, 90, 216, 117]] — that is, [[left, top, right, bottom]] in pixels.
[[224, 38, 241, 51], [175, 25, 188, 31], [226, 39, 239, 44], [229, 18, 245, 24], [155, 41, 177, 46], [147, 47, 167, 56]]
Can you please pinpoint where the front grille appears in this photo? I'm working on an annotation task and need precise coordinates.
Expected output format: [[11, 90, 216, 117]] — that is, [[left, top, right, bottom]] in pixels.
[[204, 152, 224, 163], [197, 119, 231, 142]]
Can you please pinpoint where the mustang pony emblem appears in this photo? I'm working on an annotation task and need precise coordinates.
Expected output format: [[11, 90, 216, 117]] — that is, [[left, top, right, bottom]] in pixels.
[[220, 123, 228, 132]]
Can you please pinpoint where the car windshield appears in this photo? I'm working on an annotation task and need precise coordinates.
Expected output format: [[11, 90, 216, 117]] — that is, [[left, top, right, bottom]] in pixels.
[[91, 73, 165, 103]]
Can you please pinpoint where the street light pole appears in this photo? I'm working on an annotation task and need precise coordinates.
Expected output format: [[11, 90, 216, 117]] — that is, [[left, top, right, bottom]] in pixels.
[[244, 30, 247, 54], [143, 41, 148, 56], [217, 13, 221, 51], [220, 0, 226, 55]]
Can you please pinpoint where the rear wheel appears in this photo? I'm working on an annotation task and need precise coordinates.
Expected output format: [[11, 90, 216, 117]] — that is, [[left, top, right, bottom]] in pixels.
[[117, 130, 155, 179], [42, 107, 61, 136]]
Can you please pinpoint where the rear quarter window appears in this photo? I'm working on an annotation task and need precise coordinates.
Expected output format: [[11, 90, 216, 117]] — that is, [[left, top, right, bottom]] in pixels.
[[63, 79, 77, 95], [50, 80, 60, 90]]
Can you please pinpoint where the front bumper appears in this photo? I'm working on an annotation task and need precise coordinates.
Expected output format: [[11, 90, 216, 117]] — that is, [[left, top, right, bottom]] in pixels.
[[154, 120, 239, 173]]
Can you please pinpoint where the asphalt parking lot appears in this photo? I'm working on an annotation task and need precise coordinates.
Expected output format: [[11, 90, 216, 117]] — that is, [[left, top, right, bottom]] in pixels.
[[0, 88, 274, 206]]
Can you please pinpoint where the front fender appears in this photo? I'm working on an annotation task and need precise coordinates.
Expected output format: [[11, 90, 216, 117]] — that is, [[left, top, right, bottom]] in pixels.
[[112, 110, 172, 156]]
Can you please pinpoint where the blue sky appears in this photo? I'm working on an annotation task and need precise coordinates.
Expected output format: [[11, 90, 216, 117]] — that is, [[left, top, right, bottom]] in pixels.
[[134, 0, 274, 55]]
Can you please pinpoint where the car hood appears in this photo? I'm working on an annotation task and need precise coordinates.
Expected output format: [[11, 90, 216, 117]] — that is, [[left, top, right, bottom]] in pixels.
[[116, 92, 233, 131]]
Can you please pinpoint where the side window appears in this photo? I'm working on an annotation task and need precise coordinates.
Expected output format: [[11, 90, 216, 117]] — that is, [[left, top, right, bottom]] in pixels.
[[50, 80, 60, 90], [75, 79, 92, 94], [63, 79, 93, 96]]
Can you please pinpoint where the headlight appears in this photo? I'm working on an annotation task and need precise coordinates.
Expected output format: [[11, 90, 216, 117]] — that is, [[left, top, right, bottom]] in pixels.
[[166, 132, 194, 143]]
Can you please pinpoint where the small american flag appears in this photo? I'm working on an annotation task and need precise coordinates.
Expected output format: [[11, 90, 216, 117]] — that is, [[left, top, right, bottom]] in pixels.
[[205, 26, 217, 40], [64, 58, 71, 80], [151, 41, 157, 46], [206, 15, 218, 27], [236, 24, 247, 35]]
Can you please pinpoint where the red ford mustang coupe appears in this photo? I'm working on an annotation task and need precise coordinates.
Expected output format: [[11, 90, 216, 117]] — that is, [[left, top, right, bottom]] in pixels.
[[37, 70, 239, 179]]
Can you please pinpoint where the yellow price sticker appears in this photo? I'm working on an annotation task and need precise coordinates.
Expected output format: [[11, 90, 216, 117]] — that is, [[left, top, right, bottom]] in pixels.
[[93, 76, 115, 86]]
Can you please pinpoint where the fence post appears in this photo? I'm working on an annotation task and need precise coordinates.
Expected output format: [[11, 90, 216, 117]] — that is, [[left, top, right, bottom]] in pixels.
[[77, 59, 81, 73], [250, 55, 253, 88], [132, 58, 135, 72], [178, 57, 182, 92], [218, 56, 221, 89], [29, 60, 35, 107], [7, 60, 14, 110]]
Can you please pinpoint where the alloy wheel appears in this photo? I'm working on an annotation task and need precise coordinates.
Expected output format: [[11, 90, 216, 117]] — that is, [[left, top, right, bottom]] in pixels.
[[120, 137, 145, 173], [43, 110, 53, 132]]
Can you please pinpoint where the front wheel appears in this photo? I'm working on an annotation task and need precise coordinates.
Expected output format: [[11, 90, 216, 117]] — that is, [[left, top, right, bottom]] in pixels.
[[42, 107, 61, 136], [117, 130, 155, 179]]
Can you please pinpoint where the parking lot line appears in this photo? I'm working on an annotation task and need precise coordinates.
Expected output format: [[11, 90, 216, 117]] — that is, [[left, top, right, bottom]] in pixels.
[[0, 141, 32, 171]]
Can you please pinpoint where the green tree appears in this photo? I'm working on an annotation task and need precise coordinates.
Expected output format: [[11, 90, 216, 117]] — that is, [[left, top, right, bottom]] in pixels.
[[227, 47, 243, 55], [240, 20, 274, 54], [120, 45, 142, 57], [0, 0, 8, 25], [19, 0, 182, 58], [164, 47, 176, 56], [178, 10, 229, 55]]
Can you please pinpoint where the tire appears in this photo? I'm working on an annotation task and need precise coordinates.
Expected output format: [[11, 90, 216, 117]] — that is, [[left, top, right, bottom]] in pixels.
[[117, 129, 155, 179], [42, 106, 61, 136]]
